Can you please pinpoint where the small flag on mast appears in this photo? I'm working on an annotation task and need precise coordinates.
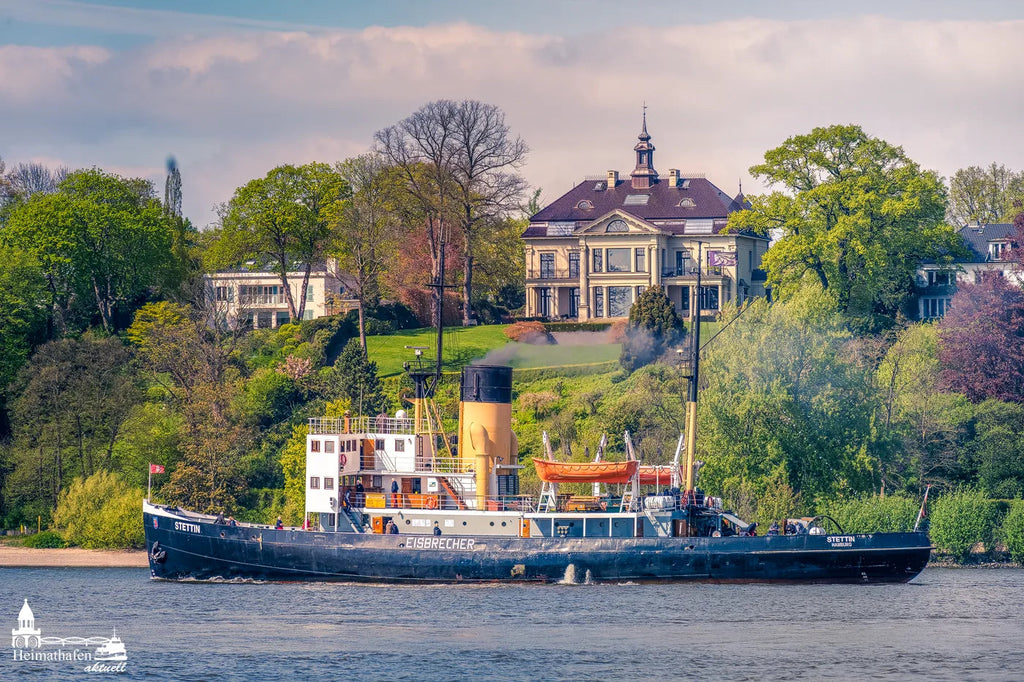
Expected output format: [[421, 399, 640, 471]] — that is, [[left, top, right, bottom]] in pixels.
[[150, 463, 165, 474]]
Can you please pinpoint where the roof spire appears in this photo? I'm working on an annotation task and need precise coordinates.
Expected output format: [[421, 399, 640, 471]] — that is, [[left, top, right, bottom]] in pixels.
[[631, 104, 657, 189]]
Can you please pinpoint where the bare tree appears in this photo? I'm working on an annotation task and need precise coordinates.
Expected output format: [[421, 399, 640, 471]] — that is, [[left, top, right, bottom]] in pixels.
[[333, 153, 403, 353], [449, 101, 528, 324], [376, 99, 527, 326], [6, 162, 70, 199]]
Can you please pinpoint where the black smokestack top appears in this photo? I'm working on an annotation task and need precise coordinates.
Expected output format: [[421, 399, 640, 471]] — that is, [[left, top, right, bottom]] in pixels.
[[166, 155, 177, 172], [461, 365, 512, 404]]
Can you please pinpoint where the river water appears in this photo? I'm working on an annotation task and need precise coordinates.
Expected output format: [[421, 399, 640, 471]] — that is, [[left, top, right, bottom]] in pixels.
[[1, 567, 1021, 681]]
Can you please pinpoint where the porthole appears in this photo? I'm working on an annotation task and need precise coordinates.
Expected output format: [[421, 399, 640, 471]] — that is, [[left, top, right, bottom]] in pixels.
[[501, 522, 507, 527], [490, 521, 495, 526], [405, 519, 411, 525], [462, 521, 467, 526]]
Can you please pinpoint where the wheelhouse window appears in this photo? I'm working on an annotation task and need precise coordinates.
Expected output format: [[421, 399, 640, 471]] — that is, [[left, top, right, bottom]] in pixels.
[[606, 248, 631, 272], [325, 440, 335, 453], [395, 439, 405, 452], [309, 476, 320, 489], [311, 440, 321, 452]]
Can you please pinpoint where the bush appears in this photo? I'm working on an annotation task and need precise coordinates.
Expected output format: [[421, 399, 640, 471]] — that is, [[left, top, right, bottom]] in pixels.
[[52, 471, 145, 549], [930, 488, 997, 561], [543, 322, 612, 333], [503, 321, 551, 344], [819, 494, 919, 533], [23, 530, 66, 548], [1001, 501, 1024, 565]]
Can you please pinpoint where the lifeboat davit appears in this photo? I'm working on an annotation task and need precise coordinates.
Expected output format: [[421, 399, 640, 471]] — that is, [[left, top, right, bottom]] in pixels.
[[637, 465, 678, 486], [533, 459, 639, 483]]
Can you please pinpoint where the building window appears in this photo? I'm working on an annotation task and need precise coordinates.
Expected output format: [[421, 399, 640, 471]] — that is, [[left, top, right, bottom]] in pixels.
[[990, 242, 1008, 261], [923, 298, 950, 319], [325, 440, 335, 453], [635, 248, 646, 273], [636, 285, 646, 300], [594, 288, 604, 317], [538, 288, 552, 317], [678, 198, 696, 208], [309, 476, 320, 489], [675, 250, 691, 276], [257, 311, 273, 329], [324, 477, 334, 490], [576, 200, 594, 210], [927, 271, 951, 286], [311, 440, 321, 452], [568, 252, 580, 278], [608, 286, 632, 317], [606, 219, 628, 233], [275, 311, 290, 327], [569, 288, 580, 318], [302, 309, 314, 321], [607, 248, 631, 272], [395, 439, 406, 453], [239, 285, 279, 305], [540, 253, 555, 279], [593, 249, 603, 273], [375, 438, 384, 450], [215, 286, 233, 302], [699, 286, 719, 311]]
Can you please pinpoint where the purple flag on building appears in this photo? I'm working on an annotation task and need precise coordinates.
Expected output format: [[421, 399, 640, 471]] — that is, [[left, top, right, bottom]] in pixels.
[[708, 251, 737, 267]]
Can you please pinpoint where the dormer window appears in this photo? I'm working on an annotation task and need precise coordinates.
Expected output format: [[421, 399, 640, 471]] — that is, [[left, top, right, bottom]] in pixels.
[[576, 200, 594, 210], [990, 242, 1009, 261], [678, 198, 696, 208]]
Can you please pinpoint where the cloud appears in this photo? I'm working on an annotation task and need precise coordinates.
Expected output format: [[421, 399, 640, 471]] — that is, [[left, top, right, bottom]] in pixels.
[[2, 17, 1024, 226]]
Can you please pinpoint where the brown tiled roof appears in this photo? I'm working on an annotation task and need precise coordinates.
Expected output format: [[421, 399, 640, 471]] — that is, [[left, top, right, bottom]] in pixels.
[[524, 175, 748, 237]]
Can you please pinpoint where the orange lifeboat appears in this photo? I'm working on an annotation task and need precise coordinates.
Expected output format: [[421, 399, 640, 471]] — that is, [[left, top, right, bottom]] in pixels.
[[637, 465, 678, 486], [533, 459, 640, 484]]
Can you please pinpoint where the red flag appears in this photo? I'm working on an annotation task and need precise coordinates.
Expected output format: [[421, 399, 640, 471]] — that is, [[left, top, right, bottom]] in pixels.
[[149, 464, 165, 474]]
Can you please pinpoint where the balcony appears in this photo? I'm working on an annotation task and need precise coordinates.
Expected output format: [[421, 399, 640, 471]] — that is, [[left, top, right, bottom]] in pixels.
[[661, 266, 724, 278], [526, 268, 579, 283]]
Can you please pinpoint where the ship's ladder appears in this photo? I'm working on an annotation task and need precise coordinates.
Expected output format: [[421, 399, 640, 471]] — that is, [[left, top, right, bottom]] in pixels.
[[341, 507, 367, 532], [538, 481, 558, 513]]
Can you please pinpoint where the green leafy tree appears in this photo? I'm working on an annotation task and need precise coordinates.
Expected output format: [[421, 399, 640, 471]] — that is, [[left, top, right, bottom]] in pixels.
[[620, 287, 682, 371], [819, 494, 919, 533], [2, 169, 180, 333], [947, 163, 1024, 227], [5, 335, 139, 514], [969, 400, 1024, 499], [52, 470, 144, 548], [330, 338, 387, 416], [220, 163, 350, 323], [729, 124, 963, 328], [0, 245, 48, 433], [1000, 501, 1024, 565], [279, 424, 308, 525], [929, 488, 996, 561], [697, 287, 880, 503], [876, 323, 972, 492]]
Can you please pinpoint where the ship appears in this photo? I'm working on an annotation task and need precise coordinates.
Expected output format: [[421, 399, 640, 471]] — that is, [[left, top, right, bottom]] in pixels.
[[143, 244, 931, 584]]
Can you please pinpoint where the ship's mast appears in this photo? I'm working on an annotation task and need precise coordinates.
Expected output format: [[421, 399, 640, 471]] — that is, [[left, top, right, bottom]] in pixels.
[[683, 242, 703, 492]]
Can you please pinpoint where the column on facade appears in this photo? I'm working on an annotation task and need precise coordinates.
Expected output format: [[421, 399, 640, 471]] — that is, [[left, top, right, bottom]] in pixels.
[[649, 242, 659, 287], [579, 243, 590, 320]]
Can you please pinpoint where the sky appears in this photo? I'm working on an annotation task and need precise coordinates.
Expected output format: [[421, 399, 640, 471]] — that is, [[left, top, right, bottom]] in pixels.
[[3, 0, 1024, 227]]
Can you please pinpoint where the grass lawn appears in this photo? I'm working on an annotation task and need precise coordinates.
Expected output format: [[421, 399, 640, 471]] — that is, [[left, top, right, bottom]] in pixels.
[[366, 325, 621, 376]]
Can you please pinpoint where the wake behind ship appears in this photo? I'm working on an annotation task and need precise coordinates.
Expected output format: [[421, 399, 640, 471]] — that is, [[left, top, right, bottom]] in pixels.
[[144, 364, 931, 584]]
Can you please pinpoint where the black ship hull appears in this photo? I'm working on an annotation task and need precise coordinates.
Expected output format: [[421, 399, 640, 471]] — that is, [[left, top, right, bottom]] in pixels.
[[144, 507, 931, 584]]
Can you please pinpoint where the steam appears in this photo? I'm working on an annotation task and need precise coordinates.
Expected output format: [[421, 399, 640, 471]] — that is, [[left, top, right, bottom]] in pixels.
[[471, 330, 616, 366]]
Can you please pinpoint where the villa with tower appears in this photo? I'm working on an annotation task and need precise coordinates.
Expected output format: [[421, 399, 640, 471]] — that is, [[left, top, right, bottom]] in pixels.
[[522, 115, 769, 320]]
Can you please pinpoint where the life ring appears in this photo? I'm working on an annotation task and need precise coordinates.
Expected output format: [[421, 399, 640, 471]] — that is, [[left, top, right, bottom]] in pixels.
[[340, 453, 347, 467], [149, 541, 167, 563], [425, 496, 438, 510]]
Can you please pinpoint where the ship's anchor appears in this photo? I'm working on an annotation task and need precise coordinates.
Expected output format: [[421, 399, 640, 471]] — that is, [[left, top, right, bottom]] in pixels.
[[149, 541, 167, 563]]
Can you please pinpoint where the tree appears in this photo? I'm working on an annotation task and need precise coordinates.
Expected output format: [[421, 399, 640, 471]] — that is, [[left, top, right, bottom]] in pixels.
[[221, 163, 350, 323], [969, 400, 1024, 499], [947, 163, 1024, 227], [128, 301, 250, 512], [330, 338, 388, 416], [0, 245, 48, 434], [875, 323, 971, 492], [729, 124, 963, 328], [5, 335, 139, 514], [936, 274, 1024, 403], [333, 153, 403, 352], [52, 471, 144, 548], [697, 287, 881, 502], [376, 99, 527, 327], [620, 287, 682, 371], [2, 168, 180, 333]]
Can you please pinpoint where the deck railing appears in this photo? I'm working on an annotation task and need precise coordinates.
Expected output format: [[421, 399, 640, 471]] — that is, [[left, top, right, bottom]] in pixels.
[[308, 416, 416, 435]]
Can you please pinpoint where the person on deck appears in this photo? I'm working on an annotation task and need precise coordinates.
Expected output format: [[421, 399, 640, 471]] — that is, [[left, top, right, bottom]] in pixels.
[[391, 480, 400, 508], [275, 516, 284, 530], [433, 521, 442, 536], [767, 521, 779, 536], [355, 481, 364, 506], [228, 517, 237, 527], [344, 488, 352, 509]]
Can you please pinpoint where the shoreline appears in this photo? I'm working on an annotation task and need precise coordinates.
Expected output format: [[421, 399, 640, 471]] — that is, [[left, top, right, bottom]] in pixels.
[[0, 546, 148, 568]]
